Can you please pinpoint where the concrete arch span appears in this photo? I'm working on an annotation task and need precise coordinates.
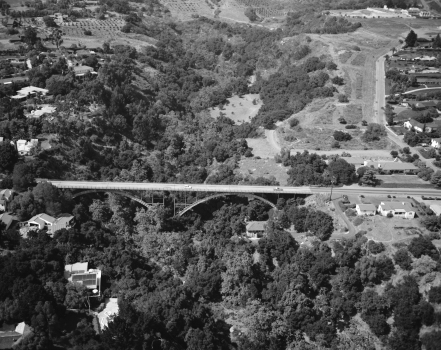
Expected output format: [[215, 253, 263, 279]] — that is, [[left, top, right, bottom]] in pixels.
[[178, 193, 276, 217], [72, 189, 151, 208]]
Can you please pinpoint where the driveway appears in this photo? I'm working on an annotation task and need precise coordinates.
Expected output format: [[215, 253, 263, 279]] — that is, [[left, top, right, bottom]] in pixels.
[[332, 199, 356, 236]]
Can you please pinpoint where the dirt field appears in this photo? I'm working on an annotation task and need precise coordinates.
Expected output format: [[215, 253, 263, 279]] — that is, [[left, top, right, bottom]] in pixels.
[[210, 94, 262, 124]]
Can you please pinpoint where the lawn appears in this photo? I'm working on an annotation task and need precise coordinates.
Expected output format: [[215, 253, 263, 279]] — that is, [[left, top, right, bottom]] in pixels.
[[359, 215, 423, 243]]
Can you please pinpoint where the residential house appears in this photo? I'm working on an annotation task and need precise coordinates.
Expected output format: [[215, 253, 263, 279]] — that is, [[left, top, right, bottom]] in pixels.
[[21, 213, 74, 236], [419, 11, 431, 18], [73, 65, 95, 77], [408, 7, 420, 16], [0, 189, 16, 211], [341, 157, 365, 168], [16, 139, 38, 155], [412, 101, 438, 109], [364, 160, 418, 174], [432, 137, 441, 149], [404, 119, 441, 133], [245, 221, 266, 238], [11, 86, 49, 100], [416, 77, 441, 86], [355, 204, 377, 216], [26, 105, 56, 119], [430, 204, 441, 216], [378, 202, 415, 219], [65, 262, 101, 290], [0, 213, 19, 230], [0, 322, 30, 349]]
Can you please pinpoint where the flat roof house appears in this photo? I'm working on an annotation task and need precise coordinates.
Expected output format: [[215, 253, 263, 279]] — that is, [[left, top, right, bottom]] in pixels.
[[378, 202, 415, 219], [356, 204, 377, 216], [245, 221, 266, 239], [341, 157, 365, 167], [65, 262, 101, 290]]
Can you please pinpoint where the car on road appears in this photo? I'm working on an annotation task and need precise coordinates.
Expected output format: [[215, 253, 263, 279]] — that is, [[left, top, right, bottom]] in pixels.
[[273, 187, 283, 191], [184, 185, 192, 188]]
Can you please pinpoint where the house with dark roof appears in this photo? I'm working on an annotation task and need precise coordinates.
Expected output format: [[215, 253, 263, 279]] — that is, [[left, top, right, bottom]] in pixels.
[[20, 213, 74, 237], [0, 213, 19, 230], [73, 65, 95, 77], [364, 160, 418, 174], [245, 221, 266, 238], [378, 202, 415, 219], [404, 119, 441, 133]]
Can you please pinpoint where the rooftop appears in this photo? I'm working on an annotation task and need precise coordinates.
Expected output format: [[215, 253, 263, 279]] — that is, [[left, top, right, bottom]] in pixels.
[[341, 157, 365, 165], [357, 204, 377, 211], [246, 221, 266, 231], [380, 201, 414, 211]]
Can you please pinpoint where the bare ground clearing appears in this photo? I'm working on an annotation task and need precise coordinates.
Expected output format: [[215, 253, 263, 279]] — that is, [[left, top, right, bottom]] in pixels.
[[210, 94, 261, 124]]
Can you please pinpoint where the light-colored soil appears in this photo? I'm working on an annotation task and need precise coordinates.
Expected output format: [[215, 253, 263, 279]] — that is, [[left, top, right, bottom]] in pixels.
[[237, 157, 289, 185], [210, 94, 261, 124]]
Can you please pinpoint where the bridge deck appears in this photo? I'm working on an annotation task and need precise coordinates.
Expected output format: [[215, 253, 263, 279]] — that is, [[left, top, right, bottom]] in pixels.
[[38, 180, 441, 197]]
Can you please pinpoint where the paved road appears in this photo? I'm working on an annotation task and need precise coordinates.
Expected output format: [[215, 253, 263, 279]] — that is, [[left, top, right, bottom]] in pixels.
[[375, 53, 439, 172], [42, 180, 440, 196]]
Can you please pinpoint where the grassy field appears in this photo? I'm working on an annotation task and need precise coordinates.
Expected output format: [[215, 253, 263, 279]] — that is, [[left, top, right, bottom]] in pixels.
[[237, 157, 289, 185], [210, 94, 261, 124]]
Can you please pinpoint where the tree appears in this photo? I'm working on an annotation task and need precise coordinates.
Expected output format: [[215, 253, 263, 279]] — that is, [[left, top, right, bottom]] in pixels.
[[49, 28, 63, 49], [421, 331, 441, 350], [22, 26, 38, 45], [333, 130, 352, 141], [390, 150, 398, 158], [244, 7, 258, 22], [408, 236, 439, 260], [411, 255, 437, 276], [0, 141, 18, 173], [433, 34, 441, 49], [328, 158, 355, 185], [393, 248, 412, 270], [431, 171, 441, 188], [428, 286, 441, 303], [43, 16, 57, 28], [331, 76, 344, 85], [359, 170, 376, 186], [304, 210, 334, 241], [45, 74, 73, 96], [405, 30, 418, 47], [289, 118, 299, 128], [362, 123, 386, 142], [12, 163, 35, 191]]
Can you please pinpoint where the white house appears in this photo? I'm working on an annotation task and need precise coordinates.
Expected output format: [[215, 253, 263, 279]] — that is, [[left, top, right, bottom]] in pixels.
[[432, 138, 441, 149], [65, 262, 101, 290], [245, 221, 266, 238], [11, 86, 49, 100], [73, 65, 95, 77], [355, 204, 377, 216], [16, 139, 38, 155], [378, 202, 415, 219], [430, 204, 441, 216]]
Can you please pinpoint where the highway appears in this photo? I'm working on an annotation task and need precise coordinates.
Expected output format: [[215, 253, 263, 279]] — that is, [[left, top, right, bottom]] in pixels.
[[42, 180, 440, 197]]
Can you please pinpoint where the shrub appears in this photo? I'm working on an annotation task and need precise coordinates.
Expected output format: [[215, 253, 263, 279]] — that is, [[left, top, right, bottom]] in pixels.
[[351, 45, 361, 51], [338, 117, 347, 124], [332, 76, 344, 85], [84, 30, 92, 36], [338, 94, 349, 103], [333, 130, 352, 141], [387, 212, 393, 218], [284, 135, 297, 142], [429, 286, 441, 303], [289, 118, 299, 128], [331, 140, 340, 148], [368, 240, 385, 254], [345, 124, 357, 129], [353, 217, 363, 226]]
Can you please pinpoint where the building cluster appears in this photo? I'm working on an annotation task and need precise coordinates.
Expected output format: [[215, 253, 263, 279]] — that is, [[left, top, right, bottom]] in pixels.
[[356, 202, 415, 219]]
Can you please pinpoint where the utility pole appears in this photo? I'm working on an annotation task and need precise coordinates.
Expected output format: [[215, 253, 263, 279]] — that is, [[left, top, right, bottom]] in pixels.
[[330, 176, 337, 201]]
